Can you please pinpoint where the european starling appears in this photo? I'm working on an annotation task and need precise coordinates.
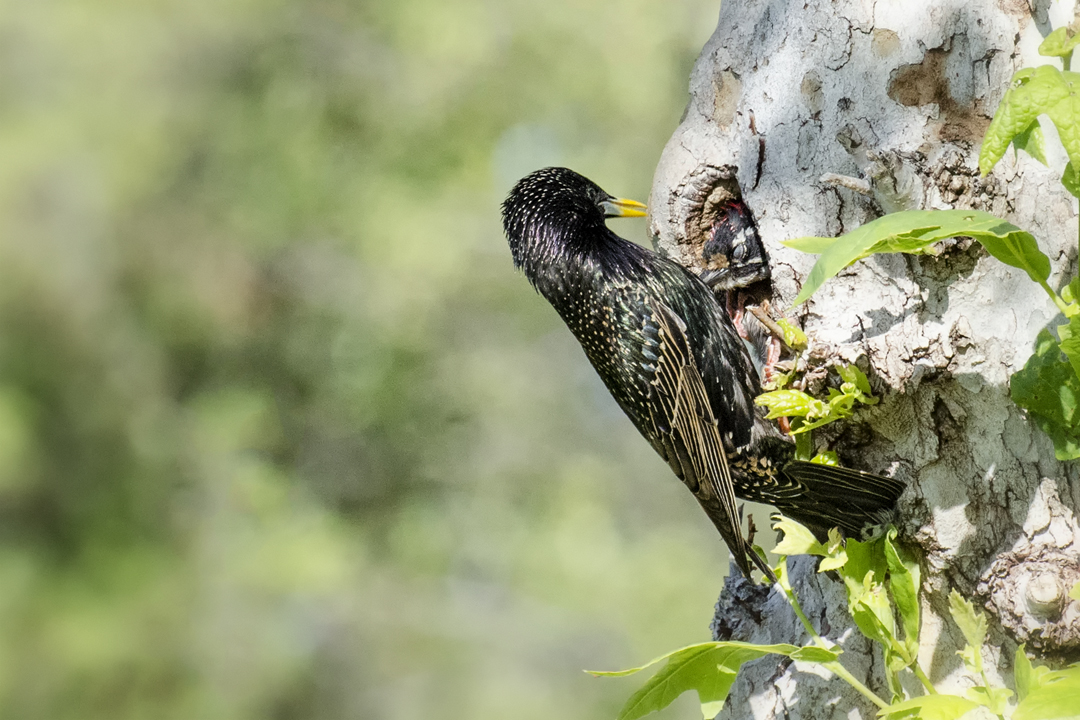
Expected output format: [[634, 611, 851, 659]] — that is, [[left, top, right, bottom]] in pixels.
[[502, 167, 904, 580], [700, 199, 770, 292], [699, 199, 781, 381]]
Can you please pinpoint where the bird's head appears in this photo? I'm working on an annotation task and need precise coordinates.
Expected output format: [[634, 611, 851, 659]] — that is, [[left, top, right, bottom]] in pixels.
[[501, 167, 646, 268], [699, 200, 770, 291]]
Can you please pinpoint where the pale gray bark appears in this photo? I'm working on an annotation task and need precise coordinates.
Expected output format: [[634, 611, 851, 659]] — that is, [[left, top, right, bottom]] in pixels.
[[648, 1, 1080, 717]]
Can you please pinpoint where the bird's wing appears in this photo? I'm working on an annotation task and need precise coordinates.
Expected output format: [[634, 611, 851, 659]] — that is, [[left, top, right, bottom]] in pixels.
[[641, 300, 772, 581], [650, 258, 762, 453]]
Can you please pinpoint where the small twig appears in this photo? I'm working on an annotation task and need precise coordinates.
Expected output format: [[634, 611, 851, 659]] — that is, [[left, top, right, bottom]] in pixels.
[[747, 304, 790, 348], [821, 172, 872, 195]]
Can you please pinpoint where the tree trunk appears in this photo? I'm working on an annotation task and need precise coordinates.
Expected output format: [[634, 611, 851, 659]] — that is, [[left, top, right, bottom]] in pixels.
[[648, 1, 1080, 717]]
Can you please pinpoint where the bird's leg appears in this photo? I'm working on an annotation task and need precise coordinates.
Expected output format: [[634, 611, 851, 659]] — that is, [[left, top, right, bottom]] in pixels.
[[745, 301, 785, 381], [745, 302, 784, 347], [743, 300, 791, 434], [726, 290, 750, 340], [764, 334, 782, 382]]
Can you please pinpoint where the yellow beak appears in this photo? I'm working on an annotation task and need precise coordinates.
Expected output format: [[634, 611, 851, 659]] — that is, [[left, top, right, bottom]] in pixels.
[[600, 197, 648, 218]]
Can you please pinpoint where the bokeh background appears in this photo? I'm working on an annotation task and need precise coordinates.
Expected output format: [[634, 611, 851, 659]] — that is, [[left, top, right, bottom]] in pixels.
[[0, 1, 734, 718]]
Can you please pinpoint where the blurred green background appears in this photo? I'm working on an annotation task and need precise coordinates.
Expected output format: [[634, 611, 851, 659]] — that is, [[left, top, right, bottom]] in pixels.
[[0, 1, 731, 718]]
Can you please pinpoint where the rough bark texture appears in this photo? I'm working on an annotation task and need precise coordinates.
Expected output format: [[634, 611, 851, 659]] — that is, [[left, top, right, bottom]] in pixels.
[[648, 1, 1080, 718]]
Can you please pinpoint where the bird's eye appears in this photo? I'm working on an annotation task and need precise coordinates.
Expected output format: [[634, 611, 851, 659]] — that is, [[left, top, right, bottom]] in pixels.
[[732, 242, 747, 262]]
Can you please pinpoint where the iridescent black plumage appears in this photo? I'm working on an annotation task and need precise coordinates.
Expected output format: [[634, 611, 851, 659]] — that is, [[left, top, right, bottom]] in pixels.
[[502, 167, 904, 580]]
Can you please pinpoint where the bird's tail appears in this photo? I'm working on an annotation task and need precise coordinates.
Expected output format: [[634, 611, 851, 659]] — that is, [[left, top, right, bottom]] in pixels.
[[770, 461, 906, 539]]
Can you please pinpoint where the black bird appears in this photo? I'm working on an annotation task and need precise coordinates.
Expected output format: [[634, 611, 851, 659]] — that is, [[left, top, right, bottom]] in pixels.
[[699, 199, 781, 381], [502, 167, 904, 580], [700, 199, 771, 293]]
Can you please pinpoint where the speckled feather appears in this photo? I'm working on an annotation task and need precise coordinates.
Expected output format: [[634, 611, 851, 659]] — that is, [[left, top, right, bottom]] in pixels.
[[502, 168, 904, 580]]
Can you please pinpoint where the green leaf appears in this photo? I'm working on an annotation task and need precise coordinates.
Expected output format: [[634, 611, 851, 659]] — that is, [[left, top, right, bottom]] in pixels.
[[763, 368, 795, 392], [1011, 330, 1080, 460], [957, 645, 980, 675], [789, 645, 842, 663], [836, 381, 878, 410], [772, 515, 825, 556], [1013, 120, 1049, 165], [839, 535, 887, 603], [1058, 315, 1080, 379], [1062, 320, 1078, 343], [776, 318, 808, 351], [865, 233, 946, 257], [850, 601, 893, 648], [758, 365, 878, 435], [1039, 27, 1080, 58], [851, 579, 897, 649], [948, 590, 987, 676], [884, 530, 921, 660], [1070, 580, 1080, 601], [810, 451, 839, 466], [840, 537, 897, 653], [825, 528, 844, 552], [969, 224, 1051, 287], [784, 209, 1050, 305], [589, 642, 801, 720], [1015, 645, 1033, 701], [1014, 665, 1080, 720], [878, 693, 982, 720], [885, 650, 910, 677], [1063, 162, 1080, 199], [1044, 73, 1080, 169], [1062, 277, 1080, 306], [1014, 645, 1053, 702], [784, 219, 935, 306], [819, 528, 848, 571], [948, 590, 987, 651], [791, 413, 842, 434], [980, 65, 1071, 174], [773, 552, 791, 592], [837, 364, 873, 396], [755, 389, 828, 420], [751, 544, 769, 576], [968, 685, 1014, 715], [793, 423, 813, 460], [782, 235, 840, 254]]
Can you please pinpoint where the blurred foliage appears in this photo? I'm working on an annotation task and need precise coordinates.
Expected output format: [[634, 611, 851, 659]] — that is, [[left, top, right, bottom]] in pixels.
[[0, 1, 728, 718]]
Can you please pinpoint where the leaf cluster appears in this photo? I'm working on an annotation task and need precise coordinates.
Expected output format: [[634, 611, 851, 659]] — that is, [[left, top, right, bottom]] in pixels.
[[978, 33, 1080, 197], [593, 518, 1080, 720], [783, 210, 1053, 306], [755, 364, 878, 436], [775, 519, 924, 703]]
